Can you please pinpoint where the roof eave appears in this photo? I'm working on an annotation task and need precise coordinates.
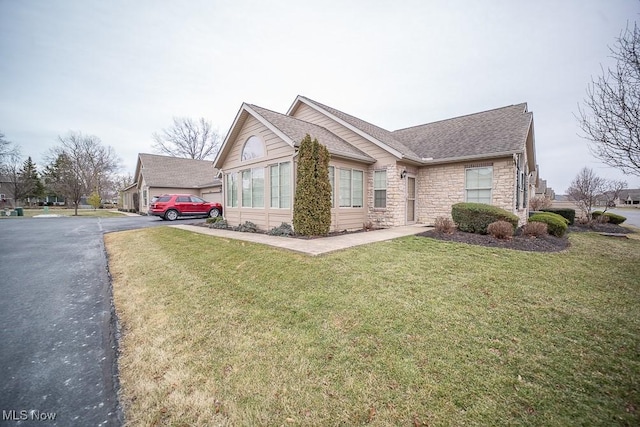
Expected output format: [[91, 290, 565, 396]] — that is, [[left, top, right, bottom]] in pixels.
[[329, 151, 377, 164], [420, 150, 522, 166]]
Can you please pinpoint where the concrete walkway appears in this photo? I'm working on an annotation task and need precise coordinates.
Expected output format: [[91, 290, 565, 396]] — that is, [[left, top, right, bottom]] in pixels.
[[171, 224, 430, 255]]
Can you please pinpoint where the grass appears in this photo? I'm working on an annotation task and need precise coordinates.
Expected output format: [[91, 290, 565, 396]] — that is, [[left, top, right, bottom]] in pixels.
[[0, 207, 128, 218], [105, 228, 640, 426]]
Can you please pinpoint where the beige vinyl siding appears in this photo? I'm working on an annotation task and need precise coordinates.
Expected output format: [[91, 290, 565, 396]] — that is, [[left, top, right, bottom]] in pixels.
[[220, 116, 296, 231], [328, 157, 368, 231], [292, 103, 398, 165], [223, 116, 293, 171]]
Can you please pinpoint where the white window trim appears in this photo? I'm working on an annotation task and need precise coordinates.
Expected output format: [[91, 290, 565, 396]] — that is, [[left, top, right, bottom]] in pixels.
[[270, 162, 291, 209], [226, 173, 238, 208], [241, 167, 265, 208], [465, 166, 493, 204], [328, 166, 335, 208], [338, 168, 364, 208], [373, 169, 387, 209], [241, 135, 266, 161]]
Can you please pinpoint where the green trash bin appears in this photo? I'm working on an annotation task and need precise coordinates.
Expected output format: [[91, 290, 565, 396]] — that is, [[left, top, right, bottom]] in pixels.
[[10, 210, 18, 216], [15, 207, 24, 216]]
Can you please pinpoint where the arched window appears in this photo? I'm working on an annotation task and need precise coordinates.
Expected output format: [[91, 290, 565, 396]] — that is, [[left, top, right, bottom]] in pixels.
[[241, 136, 265, 161]]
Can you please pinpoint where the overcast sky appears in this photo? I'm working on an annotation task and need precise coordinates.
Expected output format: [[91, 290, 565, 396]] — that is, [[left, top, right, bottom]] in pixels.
[[1, 0, 639, 193]]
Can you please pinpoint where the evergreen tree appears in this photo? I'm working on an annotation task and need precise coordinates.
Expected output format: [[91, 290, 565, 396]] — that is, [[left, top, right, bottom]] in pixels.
[[20, 157, 45, 204], [293, 134, 332, 236]]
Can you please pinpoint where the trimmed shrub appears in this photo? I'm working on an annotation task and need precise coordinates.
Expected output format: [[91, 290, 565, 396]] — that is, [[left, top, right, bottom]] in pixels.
[[528, 212, 568, 237], [591, 211, 626, 225], [529, 195, 553, 211], [522, 221, 548, 237], [234, 221, 258, 233], [268, 222, 294, 236], [487, 220, 515, 239], [434, 216, 455, 234], [451, 203, 519, 234], [541, 208, 576, 225]]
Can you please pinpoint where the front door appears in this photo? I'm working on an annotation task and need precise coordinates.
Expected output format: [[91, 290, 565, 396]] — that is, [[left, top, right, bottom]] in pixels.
[[406, 176, 416, 223]]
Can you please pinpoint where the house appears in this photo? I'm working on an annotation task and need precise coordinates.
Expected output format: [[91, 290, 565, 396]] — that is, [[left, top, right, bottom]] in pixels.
[[0, 175, 15, 208], [121, 153, 222, 213], [213, 96, 537, 231], [618, 189, 640, 206]]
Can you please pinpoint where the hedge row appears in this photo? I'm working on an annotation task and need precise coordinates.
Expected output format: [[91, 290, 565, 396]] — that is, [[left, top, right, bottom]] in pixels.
[[540, 208, 576, 225], [451, 203, 518, 234]]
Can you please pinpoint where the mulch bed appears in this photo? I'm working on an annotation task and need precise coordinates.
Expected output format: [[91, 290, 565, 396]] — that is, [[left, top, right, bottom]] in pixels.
[[420, 222, 636, 253], [418, 229, 570, 252], [569, 223, 633, 234]]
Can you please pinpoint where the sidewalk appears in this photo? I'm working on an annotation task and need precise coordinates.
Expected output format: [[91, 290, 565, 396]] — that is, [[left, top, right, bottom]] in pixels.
[[170, 224, 430, 256], [109, 210, 141, 217]]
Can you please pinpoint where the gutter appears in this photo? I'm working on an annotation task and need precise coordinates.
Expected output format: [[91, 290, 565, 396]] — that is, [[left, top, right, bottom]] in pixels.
[[419, 150, 525, 166]]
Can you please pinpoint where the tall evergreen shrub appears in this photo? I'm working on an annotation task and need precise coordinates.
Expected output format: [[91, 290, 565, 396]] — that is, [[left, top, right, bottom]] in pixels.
[[293, 134, 332, 236]]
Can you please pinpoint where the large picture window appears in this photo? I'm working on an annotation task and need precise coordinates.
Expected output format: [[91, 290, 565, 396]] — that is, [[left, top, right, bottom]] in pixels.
[[374, 170, 387, 208], [241, 168, 265, 208], [270, 162, 291, 209], [226, 173, 238, 207], [339, 168, 363, 208], [465, 166, 493, 204]]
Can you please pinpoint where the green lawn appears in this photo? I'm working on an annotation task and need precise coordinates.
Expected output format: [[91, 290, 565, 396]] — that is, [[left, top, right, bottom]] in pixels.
[[0, 207, 128, 218], [106, 228, 640, 426]]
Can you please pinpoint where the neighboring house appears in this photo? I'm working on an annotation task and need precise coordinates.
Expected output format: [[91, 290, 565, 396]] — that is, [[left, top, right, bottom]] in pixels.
[[121, 153, 222, 213], [0, 175, 15, 208], [535, 178, 555, 200], [618, 189, 640, 206], [213, 95, 537, 231]]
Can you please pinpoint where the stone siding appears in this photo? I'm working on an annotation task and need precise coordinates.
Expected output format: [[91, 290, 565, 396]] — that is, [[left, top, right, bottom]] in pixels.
[[415, 157, 527, 226]]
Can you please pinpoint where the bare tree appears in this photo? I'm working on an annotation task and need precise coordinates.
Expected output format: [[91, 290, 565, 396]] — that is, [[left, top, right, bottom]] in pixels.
[[44, 132, 121, 215], [529, 195, 553, 211], [0, 132, 20, 167], [567, 167, 627, 219], [152, 117, 221, 160], [577, 22, 640, 176]]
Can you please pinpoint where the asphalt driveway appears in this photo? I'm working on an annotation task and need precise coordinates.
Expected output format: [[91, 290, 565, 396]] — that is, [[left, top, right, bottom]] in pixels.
[[0, 215, 200, 426]]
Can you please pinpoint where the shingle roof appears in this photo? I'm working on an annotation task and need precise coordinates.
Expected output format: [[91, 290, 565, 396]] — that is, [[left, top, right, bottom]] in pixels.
[[298, 96, 423, 162], [248, 104, 375, 163], [392, 103, 532, 160], [138, 153, 220, 188]]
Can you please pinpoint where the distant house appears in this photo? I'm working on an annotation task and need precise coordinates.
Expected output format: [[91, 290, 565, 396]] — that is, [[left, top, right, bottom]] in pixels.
[[213, 95, 537, 231], [535, 177, 555, 200], [0, 175, 15, 208], [121, 153, 222, 213], [619, 189, 640, 206]]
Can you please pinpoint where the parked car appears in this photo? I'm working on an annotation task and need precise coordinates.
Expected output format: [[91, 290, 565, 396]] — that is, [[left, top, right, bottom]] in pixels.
[[148, 194, 222, 221]]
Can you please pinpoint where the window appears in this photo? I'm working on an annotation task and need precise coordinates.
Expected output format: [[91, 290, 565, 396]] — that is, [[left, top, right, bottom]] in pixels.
[[143, 189, 148, 206], [339, 168, 363, 208], [190, 196, 205, 203], [374, 170, 387, 208], [270, 162, 291, 208], [176, 196, 190, 202], [465, 166, 493, 204], [226, 173, 238, 207], [328, 166, 335, 207], [241, 168, 264, 208], [241, 136, 265, 161]]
